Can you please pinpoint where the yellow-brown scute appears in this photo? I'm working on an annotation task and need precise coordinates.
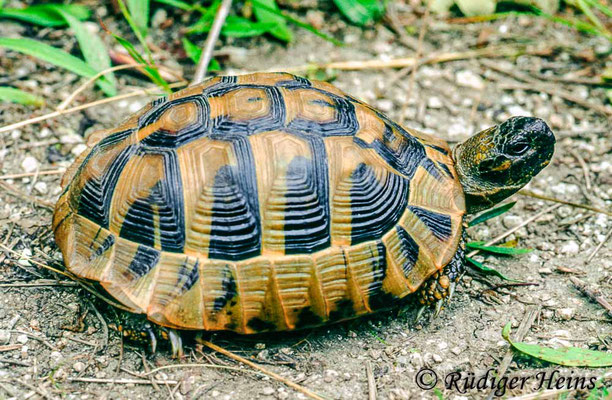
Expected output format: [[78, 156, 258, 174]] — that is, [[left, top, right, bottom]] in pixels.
[[54, 73, 466, 333]]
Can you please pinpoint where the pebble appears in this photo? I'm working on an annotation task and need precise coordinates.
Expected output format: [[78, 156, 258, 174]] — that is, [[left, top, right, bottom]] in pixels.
[[432, 354, 443, 363], [50, 351, 63, 362], [558, 308, 575, 320], [538, 267, 552, 274], [151, 8, 168, 29], [21, 156, 39, 173], [451, 347, 462, 355], [262, 387, 275, 395], [38, 127, 51, 138], [60, 133, 83, 144], [376, 99, 394, 113], [71, 143, 88, 156], [34, 181, 48, 195], [560, 241, 579, 255], [507, 105, 531, 116], [455, 70, 485, 90], [0, 330, 10, 344], [16, 334, 28, 344], [73, 361, 86, 372], [427, 97, 443, 109]]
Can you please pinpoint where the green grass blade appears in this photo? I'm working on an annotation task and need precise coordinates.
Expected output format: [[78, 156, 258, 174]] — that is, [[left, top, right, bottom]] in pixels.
[[153, 0, 195, 11], [576, 0, 607, 31], [502, 323, 612, 367], [222, 16, 276, 37], [466, 242, 533, 255], [0, 37, 115, 96], [54, 7, 117, 96], [251, 0, 342, 45], [113, 35, 170, 92], [181, 37, 220, 70], [116, 0, 154, 62], [466, 257, 518, 281], [252, 0, 293, 42], [468, 202, 516, 227], [0, 87, 45, 107], [583, 0, 612, 18], [332, 0, 385, 26], [0, 4, 90, 27], [126, 0, 150, 37]]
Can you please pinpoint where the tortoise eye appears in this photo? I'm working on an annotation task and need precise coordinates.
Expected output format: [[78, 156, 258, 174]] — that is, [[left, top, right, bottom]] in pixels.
[[507, 141, 529, 156]]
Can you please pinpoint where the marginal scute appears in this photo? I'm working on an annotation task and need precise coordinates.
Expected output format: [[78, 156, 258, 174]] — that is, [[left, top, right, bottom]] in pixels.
[[55, 72, 466, 333]]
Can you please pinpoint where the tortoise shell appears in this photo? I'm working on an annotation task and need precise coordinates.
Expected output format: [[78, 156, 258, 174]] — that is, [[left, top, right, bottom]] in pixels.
[[53, 72, 465, 333]]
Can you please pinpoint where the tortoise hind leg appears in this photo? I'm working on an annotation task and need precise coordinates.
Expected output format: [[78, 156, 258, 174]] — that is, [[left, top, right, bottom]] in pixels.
[[416, 239, 465, 317]]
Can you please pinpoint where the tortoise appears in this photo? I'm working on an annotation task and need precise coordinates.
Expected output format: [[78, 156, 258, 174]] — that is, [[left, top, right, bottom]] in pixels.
[[53, 72, 555, 355]]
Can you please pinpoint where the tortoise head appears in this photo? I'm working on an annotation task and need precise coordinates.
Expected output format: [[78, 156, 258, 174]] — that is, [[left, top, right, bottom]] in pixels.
[[453, 116, 555, 214]]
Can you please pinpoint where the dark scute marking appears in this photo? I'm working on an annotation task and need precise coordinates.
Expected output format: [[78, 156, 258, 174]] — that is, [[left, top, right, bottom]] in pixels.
[[211, 86, 285, 136], [409, 206, 452, 241], [420, 158, 443, 181], [52, 211, 72, 235], [200, 76, 239, 96], [213, 267, 237, 312], [178, 259, 199, 293], [309, 99, 333, 107], [139, 97, 210, 149], [426, 143, 449, 155], [282, 145, 330, 254], [295, 307, 324, 329], [247, 96, 263, 102], [78, 144, 137, 228], [247, 317, 277, 332], [119, 150, 185, 252], [349, 163, 409, 245], [92, 234, 115, 259], [150, 96, 167, 107], [365, 122, 426, 179], [127, 245, 161, 278], [366, 242, 398, 311], [395, 226, 419, 276], [275, 75, 311, 88], [436, 161, 454, 179], [328, 299, 356, 322], [286, 93, 358, 137], [207, 136, 261, 261]]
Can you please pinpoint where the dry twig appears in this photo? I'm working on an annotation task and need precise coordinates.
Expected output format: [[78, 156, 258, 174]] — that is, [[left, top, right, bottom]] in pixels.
[[0, 180, 54, 209], [192, 0, 232, 84], [569, 276, 612, 318], [201, 340, 326, 400], [0, 82, 186, 135], [585, 226, 612, 264], [366, 361, 377, 400], [519, 190, 612, 217], [0, 170, 64, 181], [485, 305, 540, 400]]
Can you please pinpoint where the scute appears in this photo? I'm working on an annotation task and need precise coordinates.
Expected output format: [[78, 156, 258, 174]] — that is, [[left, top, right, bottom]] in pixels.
[[53, 72, 465, 333]]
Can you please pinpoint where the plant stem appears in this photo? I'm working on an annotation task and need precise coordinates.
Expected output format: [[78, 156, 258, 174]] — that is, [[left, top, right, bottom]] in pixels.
[[192, 0, 232, 85]]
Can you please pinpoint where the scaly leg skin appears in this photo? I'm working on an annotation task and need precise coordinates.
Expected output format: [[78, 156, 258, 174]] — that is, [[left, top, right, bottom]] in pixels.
[[415, 240, 465, 320]]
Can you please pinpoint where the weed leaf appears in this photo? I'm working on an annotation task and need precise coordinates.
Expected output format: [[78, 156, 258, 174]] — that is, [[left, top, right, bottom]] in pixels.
[[502, 323, 612, 367], [469, 202, 516, 226], [252, 0, 293, 42], [467, 242, 533, 255], [466, 257, 518, 281], [0, 37, 115, 96], [0, 87, 45, 107], [332, 0, 385, 26], [0, 4, 89, 27]]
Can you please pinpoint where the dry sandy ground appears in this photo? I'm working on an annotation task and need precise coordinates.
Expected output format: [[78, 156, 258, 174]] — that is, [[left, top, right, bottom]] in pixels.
[[0, 2, 610, 399]]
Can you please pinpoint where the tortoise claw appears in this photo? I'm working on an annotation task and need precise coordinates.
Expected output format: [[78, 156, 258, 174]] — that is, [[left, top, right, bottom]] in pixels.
[[145, 325, 158, 354], [448, 282, 457, 302], [433, 300, 444, 318], [168, 329, 184, 359]]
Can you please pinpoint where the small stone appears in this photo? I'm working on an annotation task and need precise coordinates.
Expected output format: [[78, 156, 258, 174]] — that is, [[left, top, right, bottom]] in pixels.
[[73, 361, 86, 372], [16, 334, 28, 344], [538, 267, 552, 274], [455, 70, 485, 90], [558, 308, 575, 320], [21, 156, 39, 173], [0, 330, 10, 344], [376, 99, 394, 113], [60, 133, 83, 144], [262, 387, 275, 395], [38, 127, 51, 138], [254, 343, 266, 350], [151, 8, 168, 28], [432, 354, 443, 363], [34, 182, 48, 195], [507, 105, 531, 116], [541, 309, 554, 319], [451, 347, 462, 355], [211, 390, 220, 397], [71, 143, 88, 156], [427, 97, 443, 109], [560, 241, 579, 255]]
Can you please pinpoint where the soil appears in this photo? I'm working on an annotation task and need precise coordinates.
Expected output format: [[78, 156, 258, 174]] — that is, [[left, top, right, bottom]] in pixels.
[[0, 1, 610, 399]]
